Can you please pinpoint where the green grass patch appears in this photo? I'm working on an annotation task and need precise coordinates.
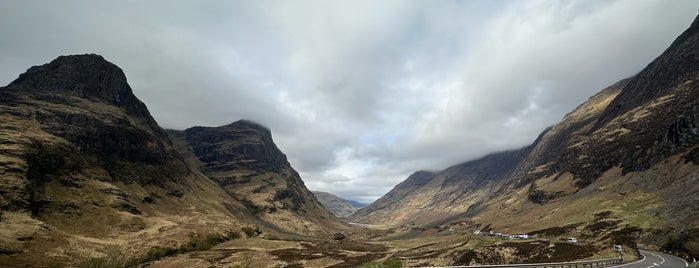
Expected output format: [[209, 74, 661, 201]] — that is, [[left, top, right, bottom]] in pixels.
[[619, 202, 657, 228], [79, 230, 243, 267], [361, 258, 402, 268]]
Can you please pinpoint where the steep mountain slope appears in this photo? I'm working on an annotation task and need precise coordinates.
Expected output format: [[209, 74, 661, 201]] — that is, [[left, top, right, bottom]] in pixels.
[[0, 54, 254, 266], [0, 55, 345, 267], [313, 191, 358, 219], [350, 148, 529, 225], [351, 15, 699, 257], [168, 121, 345, 236]]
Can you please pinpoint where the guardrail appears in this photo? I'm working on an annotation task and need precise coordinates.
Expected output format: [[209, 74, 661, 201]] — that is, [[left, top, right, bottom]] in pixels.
[[412, 257, 622, 268]]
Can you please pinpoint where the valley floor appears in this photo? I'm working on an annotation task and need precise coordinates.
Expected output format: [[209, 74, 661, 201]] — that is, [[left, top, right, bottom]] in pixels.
[[141, 220, 644, 268]]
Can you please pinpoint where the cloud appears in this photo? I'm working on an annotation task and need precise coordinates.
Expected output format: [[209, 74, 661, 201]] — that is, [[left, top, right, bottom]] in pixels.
[[381, 0, 697, 166], [0, 0, 697, 204]]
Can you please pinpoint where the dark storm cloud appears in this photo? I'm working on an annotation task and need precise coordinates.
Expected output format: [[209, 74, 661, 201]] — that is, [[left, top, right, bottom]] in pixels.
[[1, 0, 696, 203]]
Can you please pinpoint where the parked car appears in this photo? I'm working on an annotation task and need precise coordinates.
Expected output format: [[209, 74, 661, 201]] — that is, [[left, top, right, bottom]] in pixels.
[[567, 237, 578, 243]]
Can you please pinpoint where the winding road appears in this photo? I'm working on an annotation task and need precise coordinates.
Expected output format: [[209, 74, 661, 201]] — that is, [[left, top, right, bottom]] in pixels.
[[611, 250, 689, 268]]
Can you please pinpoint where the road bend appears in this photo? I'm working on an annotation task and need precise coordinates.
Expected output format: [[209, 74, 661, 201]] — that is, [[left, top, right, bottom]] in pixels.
[[610, 250, 688, 268]]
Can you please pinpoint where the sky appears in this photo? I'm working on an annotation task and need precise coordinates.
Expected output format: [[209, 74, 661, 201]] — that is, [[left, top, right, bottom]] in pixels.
[[1, 0, 697, 204]]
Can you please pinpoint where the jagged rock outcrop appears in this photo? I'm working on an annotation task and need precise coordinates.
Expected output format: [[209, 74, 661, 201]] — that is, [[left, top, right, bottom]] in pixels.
[[168, 121, 345, 235], [184, 120, 287, 174], [8, 54, 157, 119]]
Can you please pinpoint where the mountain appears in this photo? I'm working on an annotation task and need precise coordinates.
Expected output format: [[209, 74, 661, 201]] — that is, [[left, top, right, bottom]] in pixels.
[[0, 54, 344, 267], [345, 199, 367, 209], [350, 15, 699, 259], [0, 54, 246, 266], [312, 191, 358, 219], [167, 121, 345, 235]]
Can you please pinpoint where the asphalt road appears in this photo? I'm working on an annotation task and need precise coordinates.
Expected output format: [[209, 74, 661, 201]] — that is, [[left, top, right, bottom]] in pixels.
[[611, 250, 689, 268]]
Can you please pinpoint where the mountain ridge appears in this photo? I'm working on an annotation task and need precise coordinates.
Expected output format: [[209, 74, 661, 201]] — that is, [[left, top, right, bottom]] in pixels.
[[312, 191, 359, 219], [169, 120, 346, 236], [350, 15, 699, 260]]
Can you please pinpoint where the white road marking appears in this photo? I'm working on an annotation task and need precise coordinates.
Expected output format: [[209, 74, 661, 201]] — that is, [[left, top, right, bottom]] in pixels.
[[595, 250, 689, 268], [613, 252, 646, 267], [648, 252, 665, 265]]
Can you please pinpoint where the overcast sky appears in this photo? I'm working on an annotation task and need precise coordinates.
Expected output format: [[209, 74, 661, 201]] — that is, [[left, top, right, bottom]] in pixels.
[[1, 1, 697, 203]]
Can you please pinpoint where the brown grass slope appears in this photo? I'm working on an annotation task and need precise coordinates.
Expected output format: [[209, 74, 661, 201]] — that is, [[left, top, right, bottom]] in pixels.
[[351, 15, 699, 260], [351, 170, 436, 223]]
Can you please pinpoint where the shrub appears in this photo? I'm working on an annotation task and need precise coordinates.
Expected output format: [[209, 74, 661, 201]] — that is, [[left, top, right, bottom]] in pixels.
[[80, 231, 237, 267], [226, 230, 241, 239], [137, 246, 179, 263], [242, 226, 261, 237], [181, 232, 228, 251], [333, 233, 347, 240], [78, 247, 130, 268], [240, 199, 261, 215]]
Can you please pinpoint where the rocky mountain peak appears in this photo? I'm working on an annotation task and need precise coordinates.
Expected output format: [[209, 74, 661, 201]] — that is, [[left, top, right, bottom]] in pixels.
[[6, 54, 151, 117], [1, 54, 182, 183], [184, 120, 288, 173], [173, 121, 343, 235], [225, 119, 273, 135]]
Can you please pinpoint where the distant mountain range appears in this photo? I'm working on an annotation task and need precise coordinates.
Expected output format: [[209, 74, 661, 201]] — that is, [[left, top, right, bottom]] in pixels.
[[312, 191, 366, 218], [350, 15, 699, 261], [344, 199, 367, 209]]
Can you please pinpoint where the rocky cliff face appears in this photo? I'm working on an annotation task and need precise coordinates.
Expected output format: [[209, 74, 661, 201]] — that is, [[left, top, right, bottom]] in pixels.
[[169, 121, 345, 236], [351, 15, 699, 256], [8, 55, 158, 120], [3, 55, 177, 172], [0, 54, 189, 215], [312, 191, 358, 219], [597, 16, 699, 126], [184, 121, 288, 175]]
